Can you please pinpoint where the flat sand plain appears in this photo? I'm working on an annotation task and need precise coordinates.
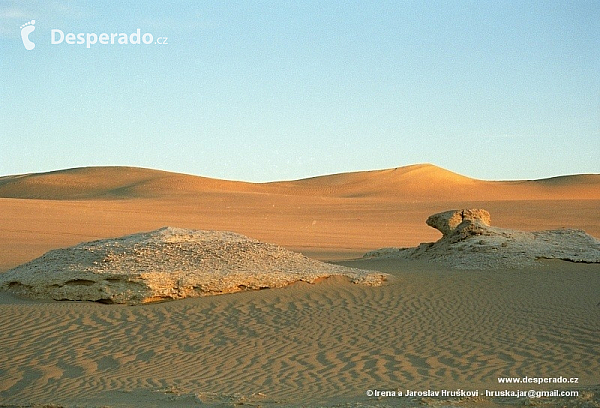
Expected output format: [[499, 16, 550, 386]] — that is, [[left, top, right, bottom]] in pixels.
[[0, 164, 599, 407]]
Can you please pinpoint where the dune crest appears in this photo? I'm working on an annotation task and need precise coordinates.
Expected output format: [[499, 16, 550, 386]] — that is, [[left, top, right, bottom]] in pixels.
[[1, 164, 598, 200], [0, 227, 386, 305], [0, 166, 252, 199], [365, 209, 600, 268]]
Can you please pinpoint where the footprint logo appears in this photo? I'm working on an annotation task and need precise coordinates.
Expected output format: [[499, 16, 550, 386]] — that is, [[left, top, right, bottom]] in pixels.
[[20, 20, 36, 50]]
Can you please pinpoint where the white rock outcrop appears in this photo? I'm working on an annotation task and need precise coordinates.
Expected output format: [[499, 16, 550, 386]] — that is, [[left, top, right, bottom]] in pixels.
[[0, 227, 387, 304], [365, 209, 600, 269], [425, 208, 491, 237]]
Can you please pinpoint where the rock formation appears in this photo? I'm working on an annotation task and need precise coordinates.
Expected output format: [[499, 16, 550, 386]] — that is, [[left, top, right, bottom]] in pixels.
[[0, 227, 387, 305], [365, 209, 600, 269], [425, 209, 491, 238]]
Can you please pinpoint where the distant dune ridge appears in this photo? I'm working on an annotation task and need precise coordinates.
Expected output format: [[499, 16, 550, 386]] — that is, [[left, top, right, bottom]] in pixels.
[[0, 227, 386, 305], [0, 163, 599, 200], [0, 163, 598, 272], [365, 208, 600, 268]]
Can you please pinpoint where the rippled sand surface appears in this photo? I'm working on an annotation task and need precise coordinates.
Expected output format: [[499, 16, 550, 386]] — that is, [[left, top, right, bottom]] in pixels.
[[1, 260, 598, 407]]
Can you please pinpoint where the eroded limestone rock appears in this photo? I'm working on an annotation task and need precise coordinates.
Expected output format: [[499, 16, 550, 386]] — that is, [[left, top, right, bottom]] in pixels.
[[0, 227, 387, 304], [426, 209, 491, 237], [365, 209, 600, 269]]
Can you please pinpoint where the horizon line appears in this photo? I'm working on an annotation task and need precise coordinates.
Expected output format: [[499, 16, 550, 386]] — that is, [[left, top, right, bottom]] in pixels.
[[1, 163, 599, 184]]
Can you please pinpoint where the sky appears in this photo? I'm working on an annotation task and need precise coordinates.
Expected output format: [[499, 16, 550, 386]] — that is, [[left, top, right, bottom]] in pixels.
[[1, 0, 598, 182]]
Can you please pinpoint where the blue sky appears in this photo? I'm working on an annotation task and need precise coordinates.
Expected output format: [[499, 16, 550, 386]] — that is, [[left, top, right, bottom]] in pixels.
[[1, 1, 598, 182]]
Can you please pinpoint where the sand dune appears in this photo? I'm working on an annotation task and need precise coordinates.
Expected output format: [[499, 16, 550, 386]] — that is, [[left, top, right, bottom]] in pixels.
[[1, 163, 599, 200], [0, 166, 252, 200]]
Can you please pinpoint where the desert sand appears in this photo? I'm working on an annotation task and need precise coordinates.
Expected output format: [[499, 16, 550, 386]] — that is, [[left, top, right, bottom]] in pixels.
[[0, 164, 599, 407]]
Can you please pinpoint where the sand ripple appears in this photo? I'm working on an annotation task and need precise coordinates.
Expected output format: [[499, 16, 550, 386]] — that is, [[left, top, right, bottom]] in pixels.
[[0, 260, 599, 406]]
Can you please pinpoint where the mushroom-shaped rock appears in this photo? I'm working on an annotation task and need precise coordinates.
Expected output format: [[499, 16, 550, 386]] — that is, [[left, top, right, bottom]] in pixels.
[[426, 209, 491, 237], [365, 209, 600, 269]]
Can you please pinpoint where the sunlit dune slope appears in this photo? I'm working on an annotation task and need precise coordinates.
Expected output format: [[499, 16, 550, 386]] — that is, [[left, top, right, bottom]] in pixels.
[[267, 164, 477, 199], [271, 164, 600, 200], [0, 166, 252, 199], [1, 164, 599, 201]]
